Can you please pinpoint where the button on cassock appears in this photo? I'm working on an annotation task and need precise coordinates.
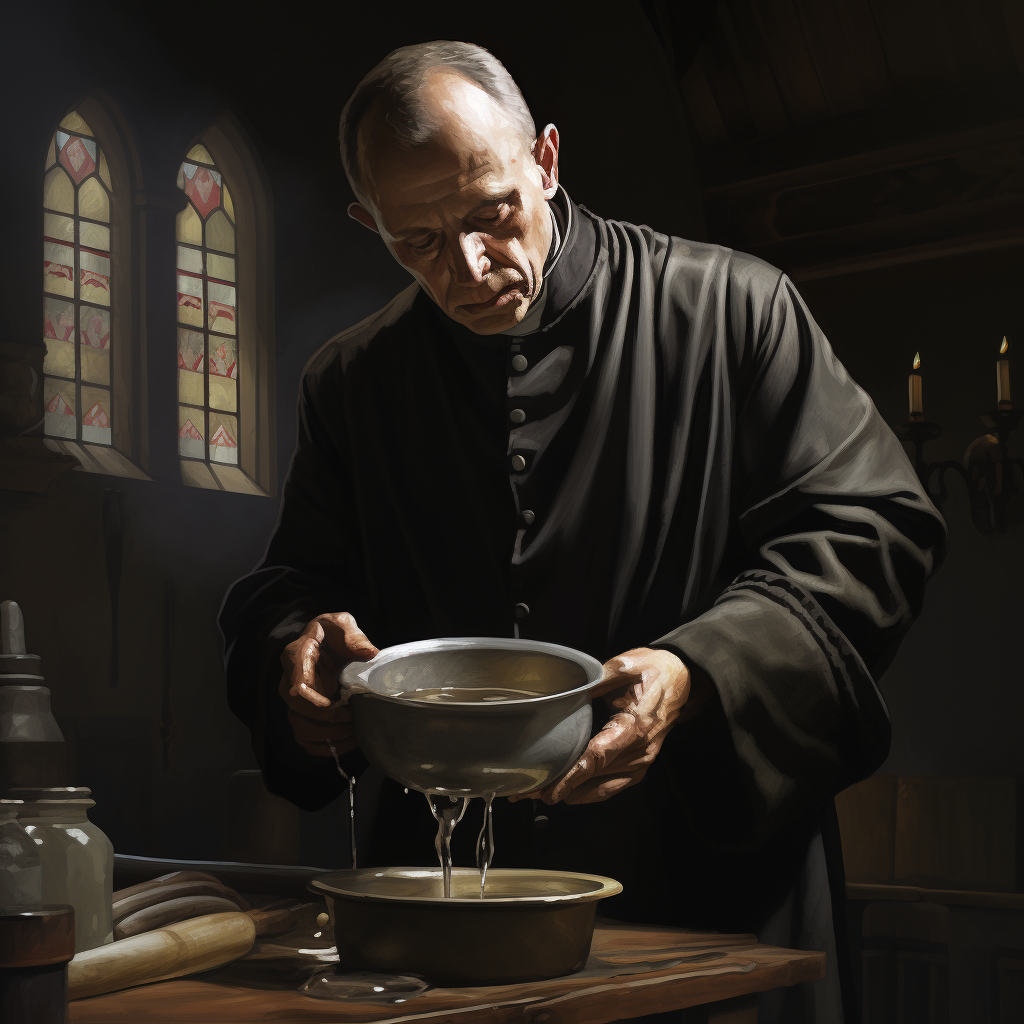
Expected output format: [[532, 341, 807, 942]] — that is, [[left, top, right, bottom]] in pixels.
[[511, 354, 528, 371], [521, 510, 535, 525], [509, 408, 526, 423], [511, 454, 526, 471], [515, 602, 530, 620]]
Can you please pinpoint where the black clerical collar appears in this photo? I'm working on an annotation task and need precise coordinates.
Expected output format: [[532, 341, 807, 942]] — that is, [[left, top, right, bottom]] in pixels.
[[537, 186, 596, 331]]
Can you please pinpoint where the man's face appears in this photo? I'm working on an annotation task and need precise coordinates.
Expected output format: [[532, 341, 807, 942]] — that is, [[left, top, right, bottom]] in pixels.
[[351, 73, 558, 335]]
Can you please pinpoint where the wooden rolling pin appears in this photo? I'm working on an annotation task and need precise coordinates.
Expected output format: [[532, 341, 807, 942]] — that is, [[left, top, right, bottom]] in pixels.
[[68, 912, 256, 1000]]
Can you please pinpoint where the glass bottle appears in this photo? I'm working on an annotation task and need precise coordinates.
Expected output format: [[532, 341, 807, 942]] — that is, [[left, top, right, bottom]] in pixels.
[[12, 787, 113, 952], [0, 799, 42, 908]]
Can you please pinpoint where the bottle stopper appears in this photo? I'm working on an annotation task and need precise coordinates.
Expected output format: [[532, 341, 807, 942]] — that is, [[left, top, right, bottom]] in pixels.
[[1, 601, 42, 677]]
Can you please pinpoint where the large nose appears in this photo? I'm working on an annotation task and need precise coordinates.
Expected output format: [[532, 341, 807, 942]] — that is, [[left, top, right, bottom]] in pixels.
[[452, 231, 491, 286]]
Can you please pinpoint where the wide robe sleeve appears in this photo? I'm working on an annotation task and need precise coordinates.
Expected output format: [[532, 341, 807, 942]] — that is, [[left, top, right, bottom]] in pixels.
[[219, 362, 369, 811], [655, 271, 948, 850]]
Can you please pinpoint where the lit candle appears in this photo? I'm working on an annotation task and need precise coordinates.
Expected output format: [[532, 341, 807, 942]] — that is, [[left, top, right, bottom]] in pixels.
[[909, 352, 923, 419], [997, 336, 1011, 407]]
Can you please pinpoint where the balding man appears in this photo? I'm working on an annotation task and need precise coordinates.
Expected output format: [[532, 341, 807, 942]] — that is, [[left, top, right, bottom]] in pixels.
[[221, 41, 946, 1023]]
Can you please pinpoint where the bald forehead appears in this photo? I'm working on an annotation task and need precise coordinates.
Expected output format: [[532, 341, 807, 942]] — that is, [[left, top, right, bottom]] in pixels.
[[357, 72, 532, 208]]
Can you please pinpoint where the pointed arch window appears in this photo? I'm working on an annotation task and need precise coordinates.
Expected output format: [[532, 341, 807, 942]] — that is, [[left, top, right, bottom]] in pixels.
[[175, 144, 240, 469], [42, 111, 114, 445]]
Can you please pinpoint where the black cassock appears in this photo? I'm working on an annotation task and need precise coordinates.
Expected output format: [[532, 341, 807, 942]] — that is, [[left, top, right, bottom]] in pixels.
[[220, 189, 946, 1023]]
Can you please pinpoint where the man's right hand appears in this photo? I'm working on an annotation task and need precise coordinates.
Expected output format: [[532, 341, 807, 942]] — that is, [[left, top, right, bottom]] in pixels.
[[279, 612, 378, 757]]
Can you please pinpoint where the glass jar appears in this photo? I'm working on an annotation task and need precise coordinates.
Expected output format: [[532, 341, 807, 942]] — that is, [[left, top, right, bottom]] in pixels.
[[12, 787, 113, 952], [0, 800, 42, 909]]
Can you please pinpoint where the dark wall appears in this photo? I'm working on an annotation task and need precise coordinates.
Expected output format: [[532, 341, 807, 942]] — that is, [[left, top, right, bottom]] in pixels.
[[0, 2, 703, 863], [800, 248, 1024, 778]]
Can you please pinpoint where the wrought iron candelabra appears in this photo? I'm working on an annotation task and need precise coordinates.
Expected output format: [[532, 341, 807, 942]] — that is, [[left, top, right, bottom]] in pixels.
[[896, 407, 1023, 535]]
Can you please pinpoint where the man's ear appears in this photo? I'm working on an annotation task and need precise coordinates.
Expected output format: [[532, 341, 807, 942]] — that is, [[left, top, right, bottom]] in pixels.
[[533, 124, 560, 200], [348, 202, 380, 234]]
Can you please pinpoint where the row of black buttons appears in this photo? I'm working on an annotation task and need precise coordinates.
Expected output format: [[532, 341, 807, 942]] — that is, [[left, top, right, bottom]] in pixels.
[[511, 348, 531, 625]]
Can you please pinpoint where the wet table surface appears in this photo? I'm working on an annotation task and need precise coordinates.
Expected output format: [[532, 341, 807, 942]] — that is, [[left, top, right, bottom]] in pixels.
[[69, 906, 824, 1024]]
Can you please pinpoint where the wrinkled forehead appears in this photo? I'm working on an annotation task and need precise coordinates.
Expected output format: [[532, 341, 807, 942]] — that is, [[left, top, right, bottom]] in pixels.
[[358, 73, 533, 225]]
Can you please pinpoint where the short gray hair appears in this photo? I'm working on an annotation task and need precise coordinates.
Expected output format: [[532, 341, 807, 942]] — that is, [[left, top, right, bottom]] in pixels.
[[339, 41, 537, 199]]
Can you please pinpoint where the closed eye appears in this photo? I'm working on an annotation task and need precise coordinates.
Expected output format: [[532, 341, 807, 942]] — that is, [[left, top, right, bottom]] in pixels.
[[477, 203, 511, 225], [407, 233, 440, 255]]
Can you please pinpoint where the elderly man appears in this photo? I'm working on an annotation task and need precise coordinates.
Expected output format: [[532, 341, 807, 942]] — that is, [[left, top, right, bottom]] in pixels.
[[220, 41, 946, 1023]]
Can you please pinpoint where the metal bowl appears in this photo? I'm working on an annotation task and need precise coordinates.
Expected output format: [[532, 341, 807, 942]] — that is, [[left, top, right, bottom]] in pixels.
[[341, 637, 602, 798], [310, 867, 622, 985]]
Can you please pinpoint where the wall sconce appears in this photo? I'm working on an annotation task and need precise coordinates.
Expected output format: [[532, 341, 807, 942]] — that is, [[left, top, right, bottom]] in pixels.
[[895, 341, 1022, 535]]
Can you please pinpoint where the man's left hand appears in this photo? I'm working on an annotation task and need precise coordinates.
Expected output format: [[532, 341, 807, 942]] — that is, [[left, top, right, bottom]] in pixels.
[[511, 648, 691, 805]]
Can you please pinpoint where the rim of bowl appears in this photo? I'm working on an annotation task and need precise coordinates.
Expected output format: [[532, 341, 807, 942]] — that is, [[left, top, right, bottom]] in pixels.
[[344, 636, 604, 708], [309, 867, 623, 906]]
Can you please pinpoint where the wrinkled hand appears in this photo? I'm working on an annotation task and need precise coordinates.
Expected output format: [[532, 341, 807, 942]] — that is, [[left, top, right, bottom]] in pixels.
[[512, 648, 691, 805], [279, 612, 378, 757]]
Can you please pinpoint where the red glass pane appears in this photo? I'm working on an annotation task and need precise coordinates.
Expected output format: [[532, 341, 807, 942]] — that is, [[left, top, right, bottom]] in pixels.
[[177, 329, 204, 372], [182, 163, 222, 219], [58, 134, 97, 185], [44, 298, 76, 341], [209, 336, 237, 379]]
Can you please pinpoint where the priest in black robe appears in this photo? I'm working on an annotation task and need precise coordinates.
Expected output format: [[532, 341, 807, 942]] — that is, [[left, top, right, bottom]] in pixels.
[[220, 41, 947, 1023]]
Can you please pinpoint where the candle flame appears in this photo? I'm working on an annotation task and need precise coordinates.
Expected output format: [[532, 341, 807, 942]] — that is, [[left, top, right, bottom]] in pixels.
[[1000, 336, 1008, 355], [913, 352, 921, 370]]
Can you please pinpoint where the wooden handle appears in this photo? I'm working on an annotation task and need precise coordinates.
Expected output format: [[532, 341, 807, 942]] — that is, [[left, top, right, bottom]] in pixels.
[[245, 905, 297, 938], [114, 880, 249, 926], [112, 870, 222, 904], [68, 912, 256, 1001], [115, 896, 245, 940]]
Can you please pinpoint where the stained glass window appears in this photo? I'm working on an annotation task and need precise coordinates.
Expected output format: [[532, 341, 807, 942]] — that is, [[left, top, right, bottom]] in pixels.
[[42, 112, 113, 445], [175, 143, 238, 466]]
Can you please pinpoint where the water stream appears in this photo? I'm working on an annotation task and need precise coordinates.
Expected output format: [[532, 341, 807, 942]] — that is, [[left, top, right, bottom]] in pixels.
[[426, 793, 469, 898], [328, 739, 358, 869], [475, 793, 495, 897]]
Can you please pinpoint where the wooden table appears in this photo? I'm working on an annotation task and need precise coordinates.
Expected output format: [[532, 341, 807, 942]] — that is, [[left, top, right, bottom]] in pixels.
[[69, 920, 824, 1024]]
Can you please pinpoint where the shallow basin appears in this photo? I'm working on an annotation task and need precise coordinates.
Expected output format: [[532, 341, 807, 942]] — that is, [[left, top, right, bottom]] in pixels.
[[310, 867, 623, 985]]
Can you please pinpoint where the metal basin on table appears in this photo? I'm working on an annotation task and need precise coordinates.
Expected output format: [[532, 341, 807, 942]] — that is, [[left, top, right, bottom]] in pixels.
[[310, 867, 623, 985]]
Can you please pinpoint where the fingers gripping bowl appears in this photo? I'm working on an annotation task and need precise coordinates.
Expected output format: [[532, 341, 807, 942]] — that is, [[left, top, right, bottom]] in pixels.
[[340, 637, 603, 798]]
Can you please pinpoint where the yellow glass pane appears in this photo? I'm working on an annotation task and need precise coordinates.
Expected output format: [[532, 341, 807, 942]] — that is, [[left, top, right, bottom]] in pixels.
[[209, 411, 238, 464], [45, 137, 56, 169], [179, 405, 205, 459], [209, 374, 237, 412], [43, 212, 74, 243], [98, 152, 111, 189], [223, 184, 235, 222], [177, 245, 202, 273], [207, 253, 234, 282], [43, 241, 74, 297], [44, 378, 76, 438], [177, 273, 203, 327], [178, 328, 204, 372], [80, 221, 110, 251], [81, 386, 112, 445], [178, 368, 204, 406], [43, 338, 76, 379], [43, 167, 74, 214], [60, 111, 93, 134], [176, 204, 202, 245], [81, 345, 110, 385], [187, 143, 215, 164], [80, 251, 110, 307], [207, 280, 235, 336], [78, 178, 109, 222], [205, 210, 235, 253]]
